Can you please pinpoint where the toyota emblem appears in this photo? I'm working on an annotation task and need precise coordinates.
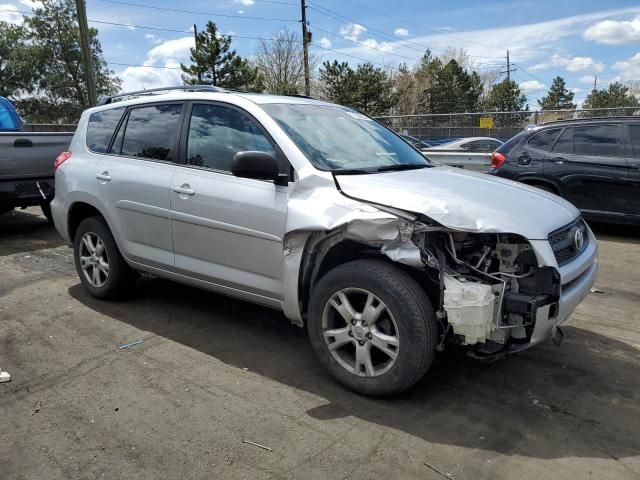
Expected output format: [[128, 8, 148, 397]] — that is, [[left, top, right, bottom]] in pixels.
[[572, 227, 584, 251]]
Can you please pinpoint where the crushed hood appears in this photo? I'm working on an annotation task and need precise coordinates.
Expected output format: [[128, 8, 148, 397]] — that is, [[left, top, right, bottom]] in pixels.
[[335, 166, 579, 239]]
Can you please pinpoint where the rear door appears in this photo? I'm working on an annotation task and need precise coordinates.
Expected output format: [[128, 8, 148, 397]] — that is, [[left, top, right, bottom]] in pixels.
[[170, 102, 288, 301], [93, 102, 184, 268], [626, 123, 640, 217], [544, 123, 628, 216]]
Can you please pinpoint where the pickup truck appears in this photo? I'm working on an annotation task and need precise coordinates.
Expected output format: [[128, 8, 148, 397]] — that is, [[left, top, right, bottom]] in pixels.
[[0, 96, 74, 220]]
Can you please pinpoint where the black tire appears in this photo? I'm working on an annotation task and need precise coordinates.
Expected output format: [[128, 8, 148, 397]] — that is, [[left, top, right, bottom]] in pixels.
[[307, 259, 438, 396], [73, 216, 135, 299], [40, 202, 53, 224]]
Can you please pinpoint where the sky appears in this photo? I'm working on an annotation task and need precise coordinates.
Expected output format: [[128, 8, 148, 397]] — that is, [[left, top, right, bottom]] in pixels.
[[2, 0, 640, 108]]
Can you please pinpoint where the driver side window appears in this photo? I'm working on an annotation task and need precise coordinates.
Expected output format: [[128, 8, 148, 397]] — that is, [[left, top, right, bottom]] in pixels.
[[186, 103, 275, 172]]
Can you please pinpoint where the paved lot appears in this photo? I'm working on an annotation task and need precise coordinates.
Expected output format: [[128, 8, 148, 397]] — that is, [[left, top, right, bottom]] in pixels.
[[1, 207, 639, 480]]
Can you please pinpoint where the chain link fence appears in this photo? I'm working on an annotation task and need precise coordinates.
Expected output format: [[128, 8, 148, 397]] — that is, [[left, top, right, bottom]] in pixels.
[[375, 107, 640, 145]]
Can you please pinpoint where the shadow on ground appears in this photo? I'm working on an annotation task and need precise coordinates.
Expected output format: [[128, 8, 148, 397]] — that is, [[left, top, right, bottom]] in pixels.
[[70, 277, 640, 462], [589, 221, 640, 244], [0, 208, 63, 256]]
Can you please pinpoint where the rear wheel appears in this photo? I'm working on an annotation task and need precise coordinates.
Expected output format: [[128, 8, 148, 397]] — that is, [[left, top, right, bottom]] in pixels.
[[307, 259, 438, 396], [73, 216, 134, 299]]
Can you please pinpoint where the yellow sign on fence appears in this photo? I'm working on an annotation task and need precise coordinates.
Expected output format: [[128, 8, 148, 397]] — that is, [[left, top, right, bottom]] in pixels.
[[479, 117, 494, 129]]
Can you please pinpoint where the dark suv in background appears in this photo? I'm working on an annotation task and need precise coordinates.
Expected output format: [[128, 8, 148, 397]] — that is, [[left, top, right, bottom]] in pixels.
[[489, 117, 640, 225]]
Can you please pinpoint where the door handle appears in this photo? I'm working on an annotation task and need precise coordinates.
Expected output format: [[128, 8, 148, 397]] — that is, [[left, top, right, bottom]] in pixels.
[[631, 163, 640, 170], [551, 157, 565, 164], [172, 184, 195, 196], [14, 138, 33, 147], [95, 172, 111, 181]]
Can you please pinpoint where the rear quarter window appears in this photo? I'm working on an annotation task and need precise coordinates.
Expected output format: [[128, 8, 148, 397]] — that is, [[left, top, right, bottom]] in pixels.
[[496, 132, 525, 154], [527, 128, 562, 151], [86, 107, 125, 153]]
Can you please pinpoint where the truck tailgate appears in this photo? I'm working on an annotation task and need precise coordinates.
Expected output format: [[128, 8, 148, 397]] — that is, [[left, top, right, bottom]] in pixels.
[[0, 132, 74, 180]]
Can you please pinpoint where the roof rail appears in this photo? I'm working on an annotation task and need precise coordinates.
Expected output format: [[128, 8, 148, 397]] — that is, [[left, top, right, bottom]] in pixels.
[[97, 85, 226, 105], [539, 115, 640, 126]]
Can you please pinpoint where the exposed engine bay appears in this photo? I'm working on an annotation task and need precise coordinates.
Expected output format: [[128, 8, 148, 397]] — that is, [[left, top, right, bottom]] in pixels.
[[417, 230, 561, 356]]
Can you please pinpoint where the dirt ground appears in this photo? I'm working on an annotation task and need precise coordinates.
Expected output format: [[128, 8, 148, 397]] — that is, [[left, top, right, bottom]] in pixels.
[[1, 207, 639, 480]]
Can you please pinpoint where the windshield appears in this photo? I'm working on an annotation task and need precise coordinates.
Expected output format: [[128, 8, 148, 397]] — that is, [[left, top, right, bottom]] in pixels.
[[261, 103, 431, 173]]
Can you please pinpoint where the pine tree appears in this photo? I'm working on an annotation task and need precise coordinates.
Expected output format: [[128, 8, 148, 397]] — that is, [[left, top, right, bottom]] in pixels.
[[538, 76, 576, 110], [181, 21, 263, 92], [583, 82, 639, 109], [482, 79, 527, 111], [352, 63, 394, 116], [319, 60, 357, 107]]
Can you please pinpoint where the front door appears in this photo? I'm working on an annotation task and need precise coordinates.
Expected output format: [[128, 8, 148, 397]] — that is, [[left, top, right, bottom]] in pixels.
[[170, 102, 288, 301], [94, 102, 184, 268], [626, 123, 640, 218]]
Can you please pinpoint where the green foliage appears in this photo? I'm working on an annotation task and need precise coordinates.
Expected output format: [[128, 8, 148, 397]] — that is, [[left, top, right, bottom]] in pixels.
[[15, 0, 120, 122], [319, 60, 357, 107], [582, 82, 640, 110], [538, 76, 576, 110], [482, 79, 527, 112], [319, 61, 393, 116], [181, 21, 263, 92], [0, 22, 33, 99]]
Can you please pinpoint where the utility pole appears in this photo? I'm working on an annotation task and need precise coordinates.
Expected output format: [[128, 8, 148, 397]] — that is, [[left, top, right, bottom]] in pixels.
[[501, 49, 516, 82], [593, 75, 597, 92], [193, 24, 202, 84], [300, 0, 310, 96], [76, 0, 97, 106]]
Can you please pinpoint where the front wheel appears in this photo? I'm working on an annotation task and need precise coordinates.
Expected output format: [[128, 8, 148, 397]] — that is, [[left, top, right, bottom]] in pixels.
[[73, 216, 134, 299], [307, 259, 438, 396]]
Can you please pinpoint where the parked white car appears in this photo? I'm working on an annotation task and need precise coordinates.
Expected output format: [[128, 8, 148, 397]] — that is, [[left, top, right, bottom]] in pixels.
[[423, 137, 503, 170], [51, 86, 597, 396]]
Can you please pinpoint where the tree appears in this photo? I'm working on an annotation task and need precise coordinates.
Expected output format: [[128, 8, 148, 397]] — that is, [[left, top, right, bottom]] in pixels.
[[319, 60, 357, 107], [10, 0, 120, 123], [352, 63, 394, 116], [0, 22, 33, 100], [582, 82, 640, 110], [255, 28, 317, 95], [538, 76, 576, 110], [181, 21, 262, 92], [430, 59, 483, 113], [482, 79, 527, 111]]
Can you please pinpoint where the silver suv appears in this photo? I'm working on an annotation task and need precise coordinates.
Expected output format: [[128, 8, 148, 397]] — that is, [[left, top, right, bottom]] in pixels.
[[52, 86, 598, 396]]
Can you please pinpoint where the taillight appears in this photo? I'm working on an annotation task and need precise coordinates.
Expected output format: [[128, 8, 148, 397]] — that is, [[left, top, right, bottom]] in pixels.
[[491, 152, 507, 169], [54, 151, 72, 170]]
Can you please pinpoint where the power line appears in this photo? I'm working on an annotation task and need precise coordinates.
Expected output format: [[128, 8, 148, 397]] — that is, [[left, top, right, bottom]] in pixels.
[[306, 1, 505, 60], [333, 0, 506, 52], [96, 0, 299, 22]]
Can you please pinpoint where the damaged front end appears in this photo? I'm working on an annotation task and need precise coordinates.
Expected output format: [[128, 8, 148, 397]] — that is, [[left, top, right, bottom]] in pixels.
[[288, 204, 561, 359], [426, 230, 561, 358]]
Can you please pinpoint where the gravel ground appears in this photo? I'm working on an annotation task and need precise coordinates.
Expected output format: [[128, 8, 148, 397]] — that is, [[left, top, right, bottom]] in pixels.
[[1, 207, 639, 480]]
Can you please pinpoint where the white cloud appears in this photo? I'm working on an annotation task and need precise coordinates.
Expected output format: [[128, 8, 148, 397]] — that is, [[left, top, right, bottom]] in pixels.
[[232, 0, 254, 5], [319, 37, 332, 48], [361, 38, 394, 53], [519, 80, 546, 92], [18, 0, 43, 9], [394, 28, 409, 37], [119, 36, 194, 91], [0, 4, 23, 24], [531, 54, 604, 73], [580, 74, 597, 84], [144, 33, 163, 45], [612, 52, 640, 81], [584, 15, 640, 45], [237, 10, 244, 14], [339, 23, 367, 41], [327, 6, 640, 70]]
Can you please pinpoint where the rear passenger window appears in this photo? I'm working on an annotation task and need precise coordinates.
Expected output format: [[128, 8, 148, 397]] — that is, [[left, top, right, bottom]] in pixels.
[[119, 104, 182, 161], [553, 128, 573, 154], [574, 125, 619, 157], [528, 128, 562, 151], [86, 107, 125, 153], [186, 104, 275, 172]]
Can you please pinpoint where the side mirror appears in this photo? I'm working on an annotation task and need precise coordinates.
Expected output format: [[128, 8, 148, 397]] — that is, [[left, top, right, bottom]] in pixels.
[[231, 151, 285, 183]]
